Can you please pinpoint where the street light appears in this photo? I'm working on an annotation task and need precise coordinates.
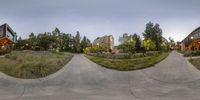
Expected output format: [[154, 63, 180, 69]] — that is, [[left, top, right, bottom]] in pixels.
[[190, 36, 194, 60], [191, 36, 194, 40]]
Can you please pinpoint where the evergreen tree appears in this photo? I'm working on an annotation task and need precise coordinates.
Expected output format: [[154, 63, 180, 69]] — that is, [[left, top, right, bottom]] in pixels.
[[132, 33, 141, 52], [52, 27, 60, 36], [143, 22, 163, 50], [80, 36, 91, 52], [74, 31, 81, 53]]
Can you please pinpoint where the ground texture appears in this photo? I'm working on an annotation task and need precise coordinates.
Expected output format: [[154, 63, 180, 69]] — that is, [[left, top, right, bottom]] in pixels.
[[0, 51, 200, 100]]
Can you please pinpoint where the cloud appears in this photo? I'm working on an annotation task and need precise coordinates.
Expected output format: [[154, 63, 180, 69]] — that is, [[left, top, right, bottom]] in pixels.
[[1, 0, 200, 45]]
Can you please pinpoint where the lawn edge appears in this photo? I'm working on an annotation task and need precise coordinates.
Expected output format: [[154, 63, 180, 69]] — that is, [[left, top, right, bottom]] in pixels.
[[85, 52, 170, 71]]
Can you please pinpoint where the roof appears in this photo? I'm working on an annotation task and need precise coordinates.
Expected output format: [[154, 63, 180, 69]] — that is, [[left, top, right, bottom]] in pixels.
[[0, 23, 16, 35], [181, 26, 200, 43]]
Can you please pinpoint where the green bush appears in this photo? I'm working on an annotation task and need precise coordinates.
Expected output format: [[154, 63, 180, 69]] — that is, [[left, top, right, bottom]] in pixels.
[[183, 51, 200, 57], [86, 52, 170, 71], [87, 51, 159, 59]]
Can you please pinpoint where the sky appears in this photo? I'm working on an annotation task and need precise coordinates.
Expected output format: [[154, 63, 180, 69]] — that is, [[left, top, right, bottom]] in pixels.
[[0, 0, 200, 45]]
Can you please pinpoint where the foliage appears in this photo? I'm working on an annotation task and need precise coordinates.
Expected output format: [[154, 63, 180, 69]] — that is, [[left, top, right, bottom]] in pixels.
[[74, 31, 81, 53], [118, 33, 141, 53], [80, 36, 91, 52], [133, 34, 141, 52], [0, 51, 73, 79], [143, 39, 156, 50], [168, 37, 175, 49], [161, 42, 170, 51], [83, 44, 108, 53], [143, 22, 163, 50], [15, 28, 91, 53], [87, 51, 160, 59], [86, 52, 169, 71], [183, 50, 200, 57]]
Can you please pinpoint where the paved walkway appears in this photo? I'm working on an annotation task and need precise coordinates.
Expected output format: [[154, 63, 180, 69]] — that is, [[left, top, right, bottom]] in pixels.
[[1, 51, 200, 100]]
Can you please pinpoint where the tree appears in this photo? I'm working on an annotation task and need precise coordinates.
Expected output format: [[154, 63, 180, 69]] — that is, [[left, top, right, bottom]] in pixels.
[[28, 32, 38, 49], [80, 36, 91, 52], [161, 42, 169, 51], [74, 31, 81, 53], [52, 27, 60, 36], [129, 39, 136, 53], [143, 39, 156, 51], [143, 22, 163, 50], [169, 37, 175, 49], [118, 33, 141, 53], [37, 34, 51, 50], [132, 33, 141, 52], [29, 32, 35, 38], [15, 37, 23, 49]]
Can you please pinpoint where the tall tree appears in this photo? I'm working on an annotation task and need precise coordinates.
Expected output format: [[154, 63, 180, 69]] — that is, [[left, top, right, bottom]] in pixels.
[[132, 33, 141, 52], [52, 27, 60, 36], [28, 32, 38, 49], [29, 32, 35, 38], [74, 31, 81, 53], [80, 36, 91, 52], [143, 22, 163, 50]]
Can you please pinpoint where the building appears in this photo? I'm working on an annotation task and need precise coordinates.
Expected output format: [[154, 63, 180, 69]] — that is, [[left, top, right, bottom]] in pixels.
[[92, 35, 114, 51], [180, 27, 200, 51], [118, 33, 132, 44], [0, 23, 17, 53]]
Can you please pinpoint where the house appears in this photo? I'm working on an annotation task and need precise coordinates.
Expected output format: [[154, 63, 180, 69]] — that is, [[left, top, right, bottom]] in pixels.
[[92, 35, 114, 51], [180, 27, 200, 51], [0, 23, 17, 45], [0, 23, 17, 54]]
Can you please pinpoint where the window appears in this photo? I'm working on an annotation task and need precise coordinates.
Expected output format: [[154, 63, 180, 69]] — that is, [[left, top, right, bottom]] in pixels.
[[198, 31, 200, 37], [6, 30, 14, 41], [0, 27, 3, 37]]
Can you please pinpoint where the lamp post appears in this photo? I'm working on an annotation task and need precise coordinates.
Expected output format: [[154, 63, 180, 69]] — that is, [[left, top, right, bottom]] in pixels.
[[96, 43, 100, 54], [190, 36, 194, 60]]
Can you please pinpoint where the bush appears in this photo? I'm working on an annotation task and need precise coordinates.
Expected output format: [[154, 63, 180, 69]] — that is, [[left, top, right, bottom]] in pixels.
[[87, 51, 160, 59], [86, 52, 170, 71], [183, 50, 200, 57]]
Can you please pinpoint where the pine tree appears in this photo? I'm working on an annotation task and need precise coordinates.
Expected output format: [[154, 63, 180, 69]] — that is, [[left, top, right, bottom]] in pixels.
[[74, 31, 81, 53]]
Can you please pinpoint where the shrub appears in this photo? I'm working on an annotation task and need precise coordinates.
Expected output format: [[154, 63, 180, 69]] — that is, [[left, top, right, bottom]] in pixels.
[[87, 51, 160, 59], [183, 50, 200, 57]]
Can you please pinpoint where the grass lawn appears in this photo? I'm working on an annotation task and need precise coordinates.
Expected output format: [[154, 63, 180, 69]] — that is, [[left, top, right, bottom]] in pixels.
[[189, 58, 200, 70], [86, 52, 170, 71], [0, 50, 73, 79]]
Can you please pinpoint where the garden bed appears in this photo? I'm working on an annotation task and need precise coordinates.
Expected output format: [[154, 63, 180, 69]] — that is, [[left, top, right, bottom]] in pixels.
[[0, 50, 73, 79], [86, 52, 170, 71], [189, 58, 200, 71], [87, 51, 160, 59], [180, 50, 200, 57]]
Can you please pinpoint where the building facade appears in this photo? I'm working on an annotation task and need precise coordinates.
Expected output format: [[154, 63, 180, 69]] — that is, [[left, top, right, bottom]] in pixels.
[[181, 27, 200, 51], [0, 23, 17, 52], [92, 35, 114, 51]]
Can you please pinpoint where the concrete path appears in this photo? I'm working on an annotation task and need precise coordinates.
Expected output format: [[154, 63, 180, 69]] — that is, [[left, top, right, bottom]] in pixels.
[[1, 51, 200, 100]]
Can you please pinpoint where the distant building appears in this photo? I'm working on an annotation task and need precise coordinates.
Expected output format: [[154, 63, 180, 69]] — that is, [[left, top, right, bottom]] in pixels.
[[0, 23, 17, 52], [118, 33, 133, 44], [93, 35, 114, 51]]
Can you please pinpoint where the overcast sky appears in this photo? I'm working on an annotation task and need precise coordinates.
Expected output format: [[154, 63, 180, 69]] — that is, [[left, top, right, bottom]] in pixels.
[[1, 0, 200, 45]]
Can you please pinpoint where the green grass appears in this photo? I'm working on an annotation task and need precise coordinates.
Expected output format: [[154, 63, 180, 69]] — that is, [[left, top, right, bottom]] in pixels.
[[86, 52, 170, 71], [189, 58, 200, 70], [0, 50, 73, 79]]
